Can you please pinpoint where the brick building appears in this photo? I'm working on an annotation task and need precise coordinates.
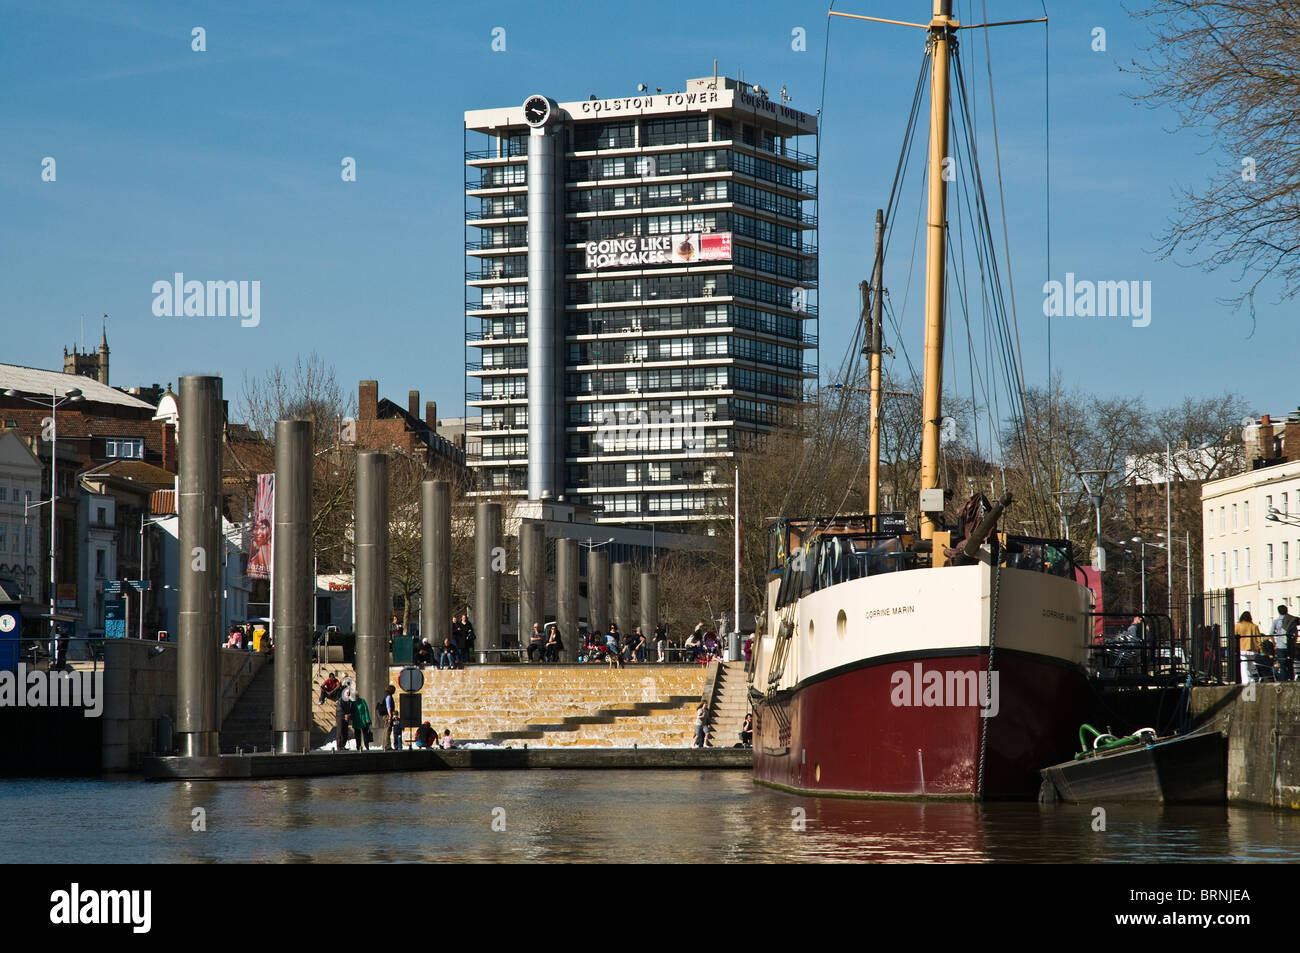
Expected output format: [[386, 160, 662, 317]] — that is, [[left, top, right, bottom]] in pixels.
[[354, 379, 468, 479], [1245, 412, 1299, 469]]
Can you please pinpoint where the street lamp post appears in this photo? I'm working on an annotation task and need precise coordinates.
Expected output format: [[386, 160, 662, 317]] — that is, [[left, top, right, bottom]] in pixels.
[[1154, 531, 1193, 639], [1077, 469, 1111, 570], [5, 386, 82, 641]]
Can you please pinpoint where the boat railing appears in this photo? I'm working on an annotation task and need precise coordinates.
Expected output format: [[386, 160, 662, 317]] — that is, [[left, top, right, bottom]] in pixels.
[[1088, 612, 1189, 686]]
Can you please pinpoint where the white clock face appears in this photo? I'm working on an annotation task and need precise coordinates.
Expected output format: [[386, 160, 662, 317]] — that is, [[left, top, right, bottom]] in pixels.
[[524, 95, 550, 127]]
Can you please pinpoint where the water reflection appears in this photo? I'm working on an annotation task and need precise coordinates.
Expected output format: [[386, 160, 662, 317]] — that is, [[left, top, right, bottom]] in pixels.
[[0, 771, 1296, 863]]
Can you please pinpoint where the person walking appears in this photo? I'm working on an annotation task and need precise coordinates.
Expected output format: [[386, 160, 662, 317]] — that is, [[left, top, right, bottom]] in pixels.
[[381, 685, 401, 750], [654, 624, 668, 663], [692, 702, 711, 748], [335, 685, 353, 751], [1272, 605, 1299, 681], [1236, 611, 1262, 681]]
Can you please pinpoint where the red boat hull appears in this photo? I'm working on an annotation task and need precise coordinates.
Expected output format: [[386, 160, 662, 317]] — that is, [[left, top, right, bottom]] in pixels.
[[753, 649, 1091, 799]]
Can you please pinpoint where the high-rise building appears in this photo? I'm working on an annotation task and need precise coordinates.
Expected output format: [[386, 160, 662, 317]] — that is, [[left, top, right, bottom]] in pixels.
[[464, 74, 818, 525]]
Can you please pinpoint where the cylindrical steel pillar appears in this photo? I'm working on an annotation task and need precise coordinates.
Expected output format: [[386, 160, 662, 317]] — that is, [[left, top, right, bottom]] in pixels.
[[475, 502, 502, 655], [273, 419, 313, 753], [640, 571, 659, 655], [354, 452, 389, 728], [556, 538, 579, 662], [588, 550, 609, 642], [177, 375, 223, 757], [526, 100, 566, 500], [421, 480, 451, 651], [612, 562, 634, 640], [518, 521, 545, 647]]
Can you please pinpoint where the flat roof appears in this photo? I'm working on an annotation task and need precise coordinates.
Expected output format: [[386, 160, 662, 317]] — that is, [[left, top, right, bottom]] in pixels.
[[466, 82, 816, 138]]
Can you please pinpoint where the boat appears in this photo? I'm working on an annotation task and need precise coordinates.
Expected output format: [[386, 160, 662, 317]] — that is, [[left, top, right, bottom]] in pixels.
[[749, 2, 1095, 799], [1039, 724, 1227, 804]]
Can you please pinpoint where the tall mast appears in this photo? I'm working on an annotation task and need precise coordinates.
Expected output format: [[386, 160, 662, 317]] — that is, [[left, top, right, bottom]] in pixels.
[[868, 208, 884, 522], [919, 0, 956, 540]]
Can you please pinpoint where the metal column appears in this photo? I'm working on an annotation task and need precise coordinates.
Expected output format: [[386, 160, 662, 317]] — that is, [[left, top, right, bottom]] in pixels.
[[421, 480, 451, 651], [589, 550, 609, 639], [556, 538, 579, 662], [354, 452, 389, 723], [518, 521, 545, 646], [526, 102, 566, 500], [273, 419, 312, 753], [640, 571, 659, 650], [176, 375, 223, 757], [612, 562, 634, 639], [475, 502, 502, 655]]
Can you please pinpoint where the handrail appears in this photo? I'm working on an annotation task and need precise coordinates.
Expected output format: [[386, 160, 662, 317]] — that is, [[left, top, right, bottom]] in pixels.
[[222, 650, 258, 703]]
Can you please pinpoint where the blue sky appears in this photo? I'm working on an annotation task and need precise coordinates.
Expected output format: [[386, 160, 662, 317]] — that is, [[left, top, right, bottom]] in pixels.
[[1, 0, 1293, 433]]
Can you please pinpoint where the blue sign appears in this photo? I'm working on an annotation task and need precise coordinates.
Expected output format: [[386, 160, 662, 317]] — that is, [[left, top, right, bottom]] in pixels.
[[102, 581, 123, 596], [104, 599, 126, 639], [126, 579, 150, 592]]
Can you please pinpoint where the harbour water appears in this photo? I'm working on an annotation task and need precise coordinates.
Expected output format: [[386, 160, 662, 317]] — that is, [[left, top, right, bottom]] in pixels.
[[4, 770, 1300, 863]]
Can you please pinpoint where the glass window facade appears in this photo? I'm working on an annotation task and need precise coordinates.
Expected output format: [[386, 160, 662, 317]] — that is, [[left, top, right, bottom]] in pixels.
[[466, 89, 817, 524]]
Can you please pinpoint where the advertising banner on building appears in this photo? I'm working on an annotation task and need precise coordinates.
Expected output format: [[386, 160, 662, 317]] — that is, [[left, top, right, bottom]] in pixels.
[[584, 232, 732, 269], [673, 232, 731, 263], [247, 473, 274, 580]]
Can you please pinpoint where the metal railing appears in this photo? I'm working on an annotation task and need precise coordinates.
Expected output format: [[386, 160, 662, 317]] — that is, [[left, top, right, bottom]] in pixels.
[[1088, 612, 1189, 685]]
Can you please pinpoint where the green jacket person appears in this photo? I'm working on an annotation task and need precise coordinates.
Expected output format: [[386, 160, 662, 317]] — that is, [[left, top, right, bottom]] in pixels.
[[352, 695, 373, 749]]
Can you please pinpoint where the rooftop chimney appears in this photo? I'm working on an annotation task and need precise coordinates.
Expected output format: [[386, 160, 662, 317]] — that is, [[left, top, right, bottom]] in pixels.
[[425, 400, 437, 431], [408, 389, 420, 421], [359, 380, 378, 422], [1260, 414, 1276, 462]]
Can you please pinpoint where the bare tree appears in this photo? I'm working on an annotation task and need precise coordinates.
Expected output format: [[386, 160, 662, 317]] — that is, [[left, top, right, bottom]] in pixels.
[[1128, 1, 1300, 311], [238, 352, 355, 441]]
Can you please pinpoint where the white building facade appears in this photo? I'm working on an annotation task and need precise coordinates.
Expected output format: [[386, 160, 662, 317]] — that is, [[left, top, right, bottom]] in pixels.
[[1202, 459, 1300, 620], [0, 429, 42, 593]]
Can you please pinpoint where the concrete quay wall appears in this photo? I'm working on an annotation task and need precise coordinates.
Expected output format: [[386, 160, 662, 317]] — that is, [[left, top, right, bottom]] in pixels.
[[1191, 683, 1300, 809], [101, 642, 266, 772]]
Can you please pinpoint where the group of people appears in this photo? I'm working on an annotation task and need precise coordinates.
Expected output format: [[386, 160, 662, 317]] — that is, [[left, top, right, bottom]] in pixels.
[[319, 673, 456, 750], [682, 622, 725, 664], [691, 706, 754, 748], [412, 613, 477, 670], [1235, 605, 1300, 681], [526, 622, 566, 662], [226, 624, 270, 654], [318, 673, 374, 750], [413, 721, 456, 749], [576, 622, 669, 666]]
